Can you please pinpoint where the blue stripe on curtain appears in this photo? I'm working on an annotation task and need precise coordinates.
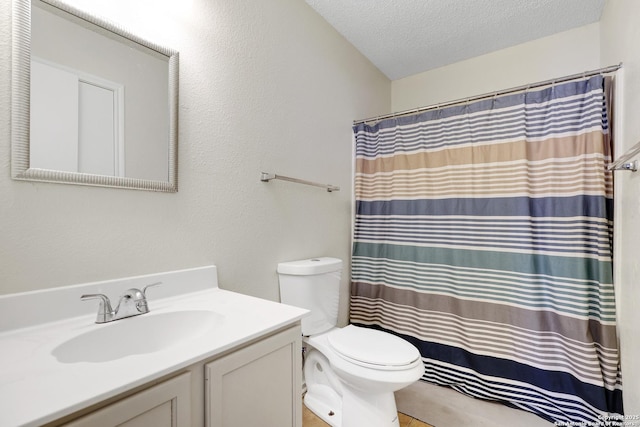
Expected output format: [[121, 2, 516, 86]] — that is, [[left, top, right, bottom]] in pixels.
[[356, 196, 613, 219], [362, 327, 623, 424], [350, 75, 623, 425]]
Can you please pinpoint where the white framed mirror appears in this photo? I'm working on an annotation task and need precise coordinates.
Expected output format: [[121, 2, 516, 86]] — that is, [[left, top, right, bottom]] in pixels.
[[11, 0, 179, 192]]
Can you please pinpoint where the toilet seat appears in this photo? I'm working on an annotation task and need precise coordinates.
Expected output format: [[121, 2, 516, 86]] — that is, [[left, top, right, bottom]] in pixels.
[[327, 325, 420, 371]]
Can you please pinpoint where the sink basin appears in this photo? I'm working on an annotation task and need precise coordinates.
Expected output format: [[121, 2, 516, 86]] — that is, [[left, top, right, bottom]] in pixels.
[[52, 310, 224, 363]]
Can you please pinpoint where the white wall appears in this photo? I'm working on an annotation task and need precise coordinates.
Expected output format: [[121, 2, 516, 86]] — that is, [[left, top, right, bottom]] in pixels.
[[0, 0, 390, 328], [392, 23, 600, 111], [600, 0, 640, 414], [391, 18, 639, 414]]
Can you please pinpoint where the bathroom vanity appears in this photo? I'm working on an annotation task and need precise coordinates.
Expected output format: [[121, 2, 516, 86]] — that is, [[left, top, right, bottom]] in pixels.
[[0, 266, 308, 427]]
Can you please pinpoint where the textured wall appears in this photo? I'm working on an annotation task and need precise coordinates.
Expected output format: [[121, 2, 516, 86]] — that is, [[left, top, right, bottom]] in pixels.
[[0, 0, 390, 329], [600, 0, 640, 414]]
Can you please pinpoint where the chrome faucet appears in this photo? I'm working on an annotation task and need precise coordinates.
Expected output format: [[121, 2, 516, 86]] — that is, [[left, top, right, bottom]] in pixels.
[[81, 282, 161, 323]]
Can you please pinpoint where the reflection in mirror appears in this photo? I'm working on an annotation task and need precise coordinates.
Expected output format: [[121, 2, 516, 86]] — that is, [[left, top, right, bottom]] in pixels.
[[11, 0, 178, 192]]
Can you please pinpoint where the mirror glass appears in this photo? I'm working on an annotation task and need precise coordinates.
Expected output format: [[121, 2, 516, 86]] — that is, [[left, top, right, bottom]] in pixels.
[[11, 0, 178, 192]]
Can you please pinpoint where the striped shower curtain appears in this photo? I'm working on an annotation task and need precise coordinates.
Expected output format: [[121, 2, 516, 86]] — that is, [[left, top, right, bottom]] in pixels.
[[350, 75, 623, 425]]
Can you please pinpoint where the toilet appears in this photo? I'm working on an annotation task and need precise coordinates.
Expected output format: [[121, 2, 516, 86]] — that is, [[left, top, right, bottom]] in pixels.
[[277, 257, 424, 427]]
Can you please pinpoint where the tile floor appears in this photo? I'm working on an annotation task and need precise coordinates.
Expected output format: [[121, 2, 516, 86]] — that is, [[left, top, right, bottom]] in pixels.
[[302, 405, 434, 427]]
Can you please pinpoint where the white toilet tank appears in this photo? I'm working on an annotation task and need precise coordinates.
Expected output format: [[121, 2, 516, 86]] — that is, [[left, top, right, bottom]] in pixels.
[[277, 257, 342, 336]]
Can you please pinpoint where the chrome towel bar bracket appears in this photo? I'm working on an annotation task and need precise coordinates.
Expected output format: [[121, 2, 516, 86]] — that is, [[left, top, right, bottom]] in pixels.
[[607, 160, 638, 172], [607, 140, 640, 172]]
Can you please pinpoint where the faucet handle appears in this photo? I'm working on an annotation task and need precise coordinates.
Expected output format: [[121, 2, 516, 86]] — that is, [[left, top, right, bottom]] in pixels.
[[80, 293, 114, 323], [132, 282, 161, 314], [142, 281, 162, 297]]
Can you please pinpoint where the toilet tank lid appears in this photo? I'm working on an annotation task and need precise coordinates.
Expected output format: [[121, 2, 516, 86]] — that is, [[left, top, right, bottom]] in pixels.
[[277, 257, 342, 275]]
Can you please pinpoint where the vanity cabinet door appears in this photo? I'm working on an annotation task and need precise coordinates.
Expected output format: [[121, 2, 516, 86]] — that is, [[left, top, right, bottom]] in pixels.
[[205, 325, 302, 427], [63, 372, 191, 427]]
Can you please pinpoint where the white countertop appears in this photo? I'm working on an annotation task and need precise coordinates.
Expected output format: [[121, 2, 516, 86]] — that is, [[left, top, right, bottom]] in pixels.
[[0, 267, 308, 427]]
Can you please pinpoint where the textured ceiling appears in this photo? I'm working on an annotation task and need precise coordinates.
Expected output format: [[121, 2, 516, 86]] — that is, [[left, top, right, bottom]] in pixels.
[[305, 0, 606, 80]]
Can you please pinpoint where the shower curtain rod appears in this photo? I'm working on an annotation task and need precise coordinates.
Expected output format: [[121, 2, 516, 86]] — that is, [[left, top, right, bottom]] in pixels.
[[353, 63, 622, 125]]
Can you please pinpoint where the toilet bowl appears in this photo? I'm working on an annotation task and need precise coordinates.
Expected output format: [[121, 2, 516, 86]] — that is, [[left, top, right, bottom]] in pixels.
[[277, 257, 424, 427], [304, 325, 424, 427]]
